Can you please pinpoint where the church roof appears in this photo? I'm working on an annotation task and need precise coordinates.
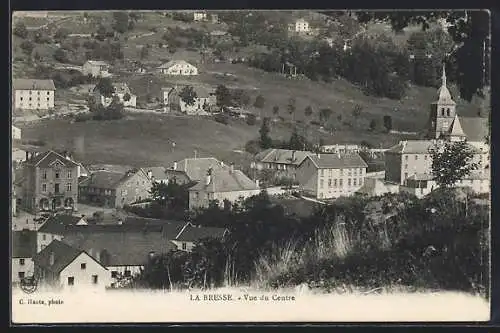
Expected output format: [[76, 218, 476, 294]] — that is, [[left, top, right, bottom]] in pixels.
[[434, 64, 456, 105], [449, 115, 466, 138], [457, 116, 489, 142]]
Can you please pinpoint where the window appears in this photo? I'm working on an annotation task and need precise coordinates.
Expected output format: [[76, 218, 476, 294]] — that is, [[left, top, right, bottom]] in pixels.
[[55, 172, 60, 179], [320, 169, 324, 177], [38, 91, 40, 95], [348, 179, 351, 186], [446, 109, 450, 116], [339, 179, 343, 187], [320, 179, 324, 189], [340, 169, 344, 176], [43, 171, 47, 179], [405, 155, 408, 161], [182, 242, 187, 250], [353, 179, 357, 186], [20, 97, 23, 101], [47, 98, 50, 101], [124, 270, 131, 277], [18, 272, 25, 279], [54, 183, 60, 193], [42, 234, 46, 241], [67, 170, 72, 178], [42, 183, 47, 192], [404, 172, 408, 179], [111, 271, 118, 278], [81, 263, 86, 270], [47, 91, 50, 95], [334, 179, 338, 187], [92, 275, 98, 284], [424, 155, 428, 161], [405, 164, 408, 169], [441, 108, 444, 116], [29, 97, 32, 101], [66, 183, 72, 192], [415, 155, 418, 161], [348, 169, 352, 176], [359, 178, 363, 186], [20, 259, 25, 266], [328, 179, 332, 187], [68, 277, 74, 285]]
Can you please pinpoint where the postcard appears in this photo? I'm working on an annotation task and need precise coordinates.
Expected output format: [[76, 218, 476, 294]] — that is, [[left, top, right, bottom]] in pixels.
[[10, 9, 491, 324]]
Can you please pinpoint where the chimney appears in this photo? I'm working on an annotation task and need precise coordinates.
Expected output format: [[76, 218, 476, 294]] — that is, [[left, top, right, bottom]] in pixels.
[[147, 170, 153, 179], [205, 174, 212, 186], [49, 252, 55, 266], [173, 162, 177, 170], [221, 161, 224, 167]]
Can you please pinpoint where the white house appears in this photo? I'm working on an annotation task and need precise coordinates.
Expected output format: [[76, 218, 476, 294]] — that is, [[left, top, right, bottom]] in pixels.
[[157, 60, 198, 76], [12, 230, 37, 286], [169, 85, 216, 115], [13, 79, 55, 110], [289, 19, 310, 33], [320, 144, 360, 154], [82, 60, 111, 78], [296, 152, 368, 200], [33, 240, 112, 290], [193, 12, 208, 21], [12, 125, 22, 140], [93, 82, 137, 107], [188, 165, 261, 210], [171, 224, 229, 252]]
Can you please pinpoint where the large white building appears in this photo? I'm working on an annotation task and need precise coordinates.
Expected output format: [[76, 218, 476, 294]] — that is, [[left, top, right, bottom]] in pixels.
[[13, 79, 55, 110], [157, 60, 198, 76], [296, 152, 368, 199]]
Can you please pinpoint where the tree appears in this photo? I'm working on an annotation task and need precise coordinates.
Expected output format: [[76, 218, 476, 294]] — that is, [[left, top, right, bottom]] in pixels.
[[215, 84, 231, 108], [20, 40, 34, 56], [429, 140, 480, 188], [14, 22, 28, 39], [179, 86, 197, 106], [319, 108, 333, 125], [112, 12, 130, 34], [53, 48, 68, 63], [95, 77, 115, 97], [287, 97, 296, 121], [352, 104, 362, 125], [140, 46, 149, 60], [369, 119, 377, 131], [288, 127, 311, 151], [351, 10, 490, 101], [246, 114, 257, 126], [259, 117, 272, 149], [304, 105, 313, 117], [54, 28, 70, 42], [253, 95, 265, 109], [123, 92, 131, 102], [383, 115, 393, 132], [232, 89, 251, 107], [272, 105, 279, 116], [150, 181, 189, 211]]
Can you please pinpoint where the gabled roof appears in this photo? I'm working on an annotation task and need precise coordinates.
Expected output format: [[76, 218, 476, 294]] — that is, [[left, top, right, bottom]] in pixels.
[[38, 214, 85, 235], [144, 166, 168, 180], [175, 225, 228, 242], [33, 240, 87, 274], [255, 149, 315, 166], [13, 79, 56, 91], [169, 157, 230, 182], [62, 231, 178, 266], [12, 230, 38, 258], [386, 140, 482, 154], [458, 116, 489, 142], [158, 60, 196, 69], [189, 168, 259, 193], [449, 115, 466, 138], [303, 153, 368, 169], [24, 150, 79, 168], [79, 169, 146, 190]]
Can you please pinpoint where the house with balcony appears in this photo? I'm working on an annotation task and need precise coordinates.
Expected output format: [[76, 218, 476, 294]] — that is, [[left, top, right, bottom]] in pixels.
[[20, 150, 80, 214], [78, 168, 152, 208]]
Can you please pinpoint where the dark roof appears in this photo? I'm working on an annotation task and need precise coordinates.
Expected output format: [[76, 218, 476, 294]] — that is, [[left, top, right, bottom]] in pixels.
[[33, 240, 85, 274], [79, 170, 137, 189], [458, 116, 489, 142], [25, 150, 79, 168], [168, 157, 230, 182], [175, 225, 228, 242], [386, 140, 482, 154], [62, 231, 178, 266], [255, 149, 314, 166], [12, 230, 38, 258], [13, 79, 56, 91], [38, 214, 84, 235], [144, 166, 168, 180], [189, 168, 259, 193], [304, 153, 368, 169]]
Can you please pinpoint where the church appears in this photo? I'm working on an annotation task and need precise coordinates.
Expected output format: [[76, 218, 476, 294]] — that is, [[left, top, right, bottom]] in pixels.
[[382, 64, 490, 198]]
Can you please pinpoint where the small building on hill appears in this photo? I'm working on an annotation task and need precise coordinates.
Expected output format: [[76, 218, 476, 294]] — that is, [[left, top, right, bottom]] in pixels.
[[92, 82, 137, 107], [82, 60, 111, 78], [157, 60, 198, 76], [169, 85, 216, 115]]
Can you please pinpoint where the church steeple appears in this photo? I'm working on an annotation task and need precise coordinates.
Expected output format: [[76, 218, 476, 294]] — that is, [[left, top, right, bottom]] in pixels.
[[428, 62, 457, 139], [441, 63, 447, 87]]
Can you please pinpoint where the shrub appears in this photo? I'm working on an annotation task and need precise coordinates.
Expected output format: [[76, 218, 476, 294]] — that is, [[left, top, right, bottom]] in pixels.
[[214, 113, 229, 125]]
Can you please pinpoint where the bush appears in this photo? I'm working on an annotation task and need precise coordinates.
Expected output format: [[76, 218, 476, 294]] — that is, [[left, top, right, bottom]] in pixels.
[[245, 140, 261, 155], [214, 113, 229, 125], [246, 114, 257, 126], [74, 113, 92, 122]]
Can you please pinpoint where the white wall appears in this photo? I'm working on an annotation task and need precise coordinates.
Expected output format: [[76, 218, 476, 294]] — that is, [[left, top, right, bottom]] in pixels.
[[12, 257, 34, 284], [59, 252, 112, 290], [171, 240, 195, 252], [100, 93, 137, 107], [14, 90, 54, 110], [189, 189, 261, 209], [161, 64, 198, 76]]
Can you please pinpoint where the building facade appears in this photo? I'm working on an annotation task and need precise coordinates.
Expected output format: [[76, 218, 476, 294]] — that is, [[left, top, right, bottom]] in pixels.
[[289, 19, 310, 33], [12, 125, 22, 140], [78, 169, 152, 208], [20, 151, 80, 214], [13, 79, 55, 110], [296, 153, 368, 199], [169, 86, 216, 115], [82, 60, 111, 78], [157, 60, 198, 76], [93, 82, 137, 107], [12, 230, 37, 285], [254, 149, 315, 180], [164, 157, 230, 185]]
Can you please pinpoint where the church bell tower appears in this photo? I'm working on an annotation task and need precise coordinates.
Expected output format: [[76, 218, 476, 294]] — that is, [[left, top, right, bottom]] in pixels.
[[428, 64, 457, 139]]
